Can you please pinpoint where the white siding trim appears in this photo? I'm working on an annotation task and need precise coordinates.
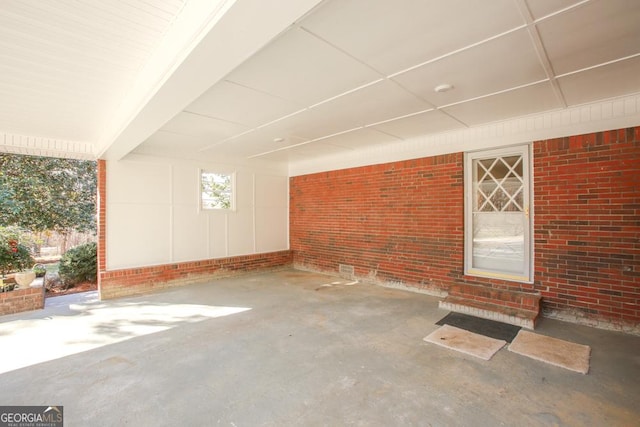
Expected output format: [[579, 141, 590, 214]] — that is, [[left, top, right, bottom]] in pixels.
[[0, 132, 95, 160]]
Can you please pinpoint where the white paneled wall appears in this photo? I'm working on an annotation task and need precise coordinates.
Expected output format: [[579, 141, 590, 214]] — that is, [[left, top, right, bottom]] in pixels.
[[106, 155, 288, 270], [255, 175, 289, 253]]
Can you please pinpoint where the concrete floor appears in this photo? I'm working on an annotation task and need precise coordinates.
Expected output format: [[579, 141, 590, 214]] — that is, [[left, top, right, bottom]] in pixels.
[[0, 269, 638, 426]]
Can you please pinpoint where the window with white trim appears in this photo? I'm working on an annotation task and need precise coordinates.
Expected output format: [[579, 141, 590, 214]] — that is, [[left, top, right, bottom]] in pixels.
[[201, 171, 235, 211], [464, 145, 533, 282]]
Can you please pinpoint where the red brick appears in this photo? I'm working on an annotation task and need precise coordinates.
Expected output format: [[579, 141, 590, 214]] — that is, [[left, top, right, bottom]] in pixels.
[[0, 287, 45, 316], [291, 126, 640, 327], [99, 250, 293, 299]]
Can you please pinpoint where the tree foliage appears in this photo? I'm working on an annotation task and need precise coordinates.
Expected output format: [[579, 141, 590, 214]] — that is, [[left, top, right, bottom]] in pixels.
[[0, 154, 97, 234], [201, 172, 232, 209], [0, 226, 34, 276]]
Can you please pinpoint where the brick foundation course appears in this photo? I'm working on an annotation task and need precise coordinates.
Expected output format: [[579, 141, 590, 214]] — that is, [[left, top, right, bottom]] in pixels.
[[0, 286, 45, 316], [99, 250, 293, 299]]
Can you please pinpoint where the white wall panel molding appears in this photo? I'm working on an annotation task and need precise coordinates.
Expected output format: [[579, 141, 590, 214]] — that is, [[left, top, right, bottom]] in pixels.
[[252, 173, 257, 253], [0, 132, 95, 159], [289, 94, 640, 176], [106, 154, 288, 270], [169, 164, 175, 262]]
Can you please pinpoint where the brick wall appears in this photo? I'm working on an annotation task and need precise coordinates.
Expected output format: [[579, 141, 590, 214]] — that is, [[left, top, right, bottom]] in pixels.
[[534, 127, 639, 327], [290, 126, 639, 330], [290, 154, 467, 294], [99, 250, 293, 299], [0, 286, 45, 316], [97, 159, 106, 276]]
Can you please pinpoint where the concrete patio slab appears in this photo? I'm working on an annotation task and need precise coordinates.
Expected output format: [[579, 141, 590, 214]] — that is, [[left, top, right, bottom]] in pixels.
[[0, 269, 638, 426]]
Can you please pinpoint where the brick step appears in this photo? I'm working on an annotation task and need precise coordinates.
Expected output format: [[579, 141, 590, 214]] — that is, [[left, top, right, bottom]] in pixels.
[[439, 296, 540, 330], [447, 283, 541, 312]]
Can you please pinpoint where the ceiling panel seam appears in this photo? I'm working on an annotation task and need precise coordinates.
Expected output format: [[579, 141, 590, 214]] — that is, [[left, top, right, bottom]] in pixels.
[[361, 127, 406, 143], [555, 53, 640, 79], [386, 25, 528, 79], [532, 0, 591, 23], [307, 79, 384, 109], [196, 130, 253, 153], [180, 109, 249, 128], [288, 93, 640, 177], [220, 79, 305, 106], [247, 126, 366, 159], [298, 25, 388, 77], [386, 79, 467, 128], [514, 0, 567, 109], [439, 79, 550, 110], [365, 109, 435, 128]]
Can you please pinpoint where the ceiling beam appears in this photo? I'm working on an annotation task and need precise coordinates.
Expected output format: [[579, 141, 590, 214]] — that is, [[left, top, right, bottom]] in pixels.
[[98, 0, 324, 161]]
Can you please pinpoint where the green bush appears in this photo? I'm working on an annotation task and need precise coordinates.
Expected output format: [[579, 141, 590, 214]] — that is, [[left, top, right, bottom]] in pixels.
[[59, 242, 97, 286]]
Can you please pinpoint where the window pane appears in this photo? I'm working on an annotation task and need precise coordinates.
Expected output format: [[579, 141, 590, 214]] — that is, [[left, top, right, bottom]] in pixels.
[[503, 155, 523, 176], [472, 212, 524, 274], [474, 156, 523, 213], [201, 172, 232, 210]]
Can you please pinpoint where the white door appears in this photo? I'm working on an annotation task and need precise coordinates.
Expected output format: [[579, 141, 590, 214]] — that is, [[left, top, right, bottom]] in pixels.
[[464, 145, 532, 282]]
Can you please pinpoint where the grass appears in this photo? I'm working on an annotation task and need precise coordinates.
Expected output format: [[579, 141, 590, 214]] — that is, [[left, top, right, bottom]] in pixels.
[[45, 263, 59, 274]]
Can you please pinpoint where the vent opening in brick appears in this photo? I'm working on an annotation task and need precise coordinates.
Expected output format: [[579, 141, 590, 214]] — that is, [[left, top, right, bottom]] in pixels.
[[339, 264, 354, 278]]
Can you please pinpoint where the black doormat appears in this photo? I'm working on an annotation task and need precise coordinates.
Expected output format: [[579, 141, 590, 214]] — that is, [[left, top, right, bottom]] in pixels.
[[436, 312, 521, 343]]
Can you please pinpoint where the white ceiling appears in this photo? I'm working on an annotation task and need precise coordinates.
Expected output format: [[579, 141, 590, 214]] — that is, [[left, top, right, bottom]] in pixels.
[[0, 0, 188, 142], [1, 0, 639, 170]]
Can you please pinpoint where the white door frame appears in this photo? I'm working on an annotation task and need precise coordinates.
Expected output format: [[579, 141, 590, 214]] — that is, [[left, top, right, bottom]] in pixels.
[[464, 144, 533, 283]]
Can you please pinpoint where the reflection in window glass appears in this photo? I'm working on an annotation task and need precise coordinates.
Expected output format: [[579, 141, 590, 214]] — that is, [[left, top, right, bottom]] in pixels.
[[201, 172, 233, 210], [472, 212, 525, 274]]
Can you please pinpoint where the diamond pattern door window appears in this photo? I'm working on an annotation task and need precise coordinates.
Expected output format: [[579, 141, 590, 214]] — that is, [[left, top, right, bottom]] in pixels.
[[475, 155, 524, 213]]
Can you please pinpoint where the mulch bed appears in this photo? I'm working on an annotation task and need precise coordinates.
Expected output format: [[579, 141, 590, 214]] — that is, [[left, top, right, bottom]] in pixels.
[[45, 282, 97, 298]]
